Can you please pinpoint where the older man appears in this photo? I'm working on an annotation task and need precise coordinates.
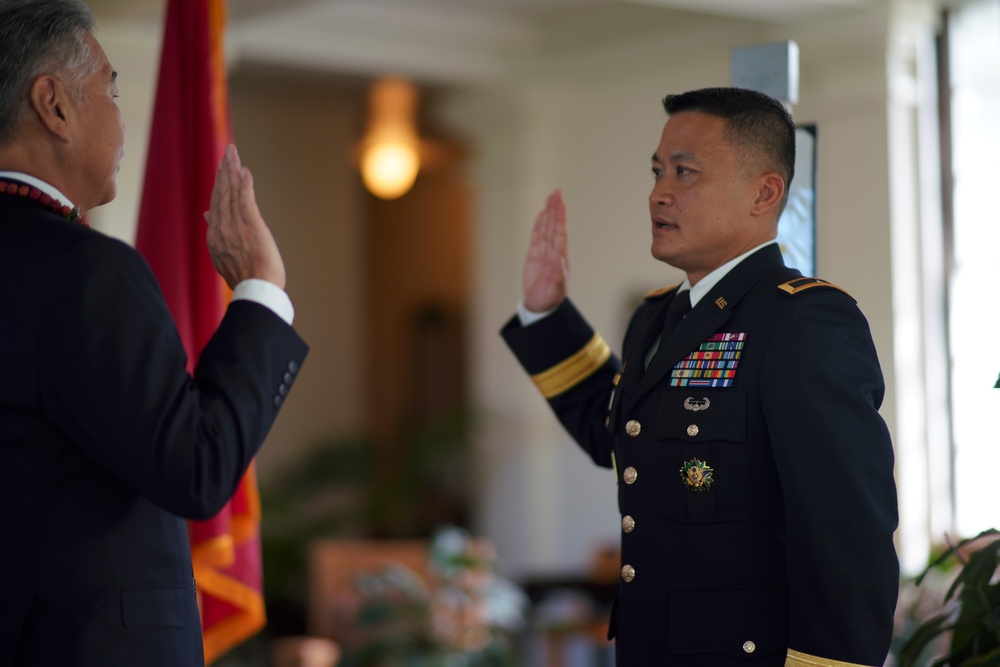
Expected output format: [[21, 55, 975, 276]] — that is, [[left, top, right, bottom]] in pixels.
[[0, 1, 307, 665], [502, 88, 898, 665]]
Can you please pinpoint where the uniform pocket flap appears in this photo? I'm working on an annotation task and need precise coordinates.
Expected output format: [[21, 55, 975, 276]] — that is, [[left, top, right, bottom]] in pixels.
[[655, 391, 746, 442], [668, 588, 788, 658]]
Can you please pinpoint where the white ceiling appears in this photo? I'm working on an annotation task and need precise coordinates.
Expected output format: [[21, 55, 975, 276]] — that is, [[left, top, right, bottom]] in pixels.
[[91, 0, 873, 84]]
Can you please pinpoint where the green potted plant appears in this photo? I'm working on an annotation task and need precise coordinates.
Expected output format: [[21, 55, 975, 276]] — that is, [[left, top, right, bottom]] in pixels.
[[898, 528, 1000, 667]]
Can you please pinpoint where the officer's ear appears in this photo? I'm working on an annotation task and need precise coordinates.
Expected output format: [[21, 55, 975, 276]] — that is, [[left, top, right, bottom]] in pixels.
[[750, 172, 785, 218], [29, 75, 73, 143]]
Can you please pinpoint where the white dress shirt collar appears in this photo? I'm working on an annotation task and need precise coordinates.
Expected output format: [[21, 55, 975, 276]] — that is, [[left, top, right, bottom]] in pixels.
[[0, 171, 75, 210], [678, 240, 778, 307]]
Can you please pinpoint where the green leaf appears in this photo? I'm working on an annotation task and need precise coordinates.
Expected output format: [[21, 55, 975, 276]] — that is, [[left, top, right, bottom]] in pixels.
[[951, 614, 987, 664], [899, 613, 956, 667], [948, 537, 1000, 602], [962, 647, 1000, 667], [932, 652, 962, 667], [919, 530, 1000, 587]]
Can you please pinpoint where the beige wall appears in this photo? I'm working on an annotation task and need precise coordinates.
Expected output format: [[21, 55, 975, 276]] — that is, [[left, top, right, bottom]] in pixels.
[[86, 19, 160, 241], [227, 71, 370, 477]]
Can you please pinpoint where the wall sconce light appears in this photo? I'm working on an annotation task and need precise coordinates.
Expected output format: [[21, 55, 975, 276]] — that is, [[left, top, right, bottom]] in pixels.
[[359, 77, 421, 200]]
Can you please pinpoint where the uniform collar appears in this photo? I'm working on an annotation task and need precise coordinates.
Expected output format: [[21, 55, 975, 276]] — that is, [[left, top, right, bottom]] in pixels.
[[677, 240, 778, 307]]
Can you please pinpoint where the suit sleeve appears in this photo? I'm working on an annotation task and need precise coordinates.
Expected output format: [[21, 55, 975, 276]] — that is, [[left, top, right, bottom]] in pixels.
[[500, 299, 620, 468], [760, 289, 899, 667], [37, 234, 309, 520]]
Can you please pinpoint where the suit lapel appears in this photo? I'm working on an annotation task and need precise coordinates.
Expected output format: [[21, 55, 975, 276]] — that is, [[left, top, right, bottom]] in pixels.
[[630, 244, 792, 405]]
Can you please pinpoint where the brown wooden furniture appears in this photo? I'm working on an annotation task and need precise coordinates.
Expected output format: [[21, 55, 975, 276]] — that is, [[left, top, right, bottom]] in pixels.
[[306, 539, 430, 646]]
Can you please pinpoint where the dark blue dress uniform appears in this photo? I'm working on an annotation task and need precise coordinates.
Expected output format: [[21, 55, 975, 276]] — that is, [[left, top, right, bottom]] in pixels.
[[501, 244, 898, 666]]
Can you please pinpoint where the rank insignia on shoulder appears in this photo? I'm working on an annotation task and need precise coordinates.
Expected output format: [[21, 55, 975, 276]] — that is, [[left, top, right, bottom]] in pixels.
[[777, 278, 855, 301], [680, 459, 713, 491], [644, 283, 681, 300]]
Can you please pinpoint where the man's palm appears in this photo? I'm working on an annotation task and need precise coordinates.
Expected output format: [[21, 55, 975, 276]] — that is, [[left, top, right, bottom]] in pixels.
[[523, 190, 569, 313]]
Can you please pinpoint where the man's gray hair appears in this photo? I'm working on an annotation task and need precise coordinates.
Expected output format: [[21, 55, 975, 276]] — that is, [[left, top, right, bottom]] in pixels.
[[0, 0, 97, 148]]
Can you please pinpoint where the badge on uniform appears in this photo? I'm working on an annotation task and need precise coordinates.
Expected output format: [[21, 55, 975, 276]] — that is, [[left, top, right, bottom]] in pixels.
[[680, 458, 714, 491], [670, 332, 746, 388]]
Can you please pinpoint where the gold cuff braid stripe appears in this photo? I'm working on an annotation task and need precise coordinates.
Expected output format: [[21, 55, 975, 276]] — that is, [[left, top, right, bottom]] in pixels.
[[786, 649, 876, 667], [531, 333, 612, 398]]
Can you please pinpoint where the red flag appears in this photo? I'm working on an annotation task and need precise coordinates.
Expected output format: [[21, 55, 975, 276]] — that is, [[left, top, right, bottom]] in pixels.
[[135, 0, 265, 662]]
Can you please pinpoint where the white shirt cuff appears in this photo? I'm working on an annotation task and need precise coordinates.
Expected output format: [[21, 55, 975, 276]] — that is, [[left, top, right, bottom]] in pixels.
[[232, 279, 294, 325], [517, 300, 556, 327]]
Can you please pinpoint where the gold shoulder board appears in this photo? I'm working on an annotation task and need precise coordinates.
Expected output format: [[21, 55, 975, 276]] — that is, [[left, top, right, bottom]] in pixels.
[[644, 283, 680, 300], [777, 278, 855, 301]]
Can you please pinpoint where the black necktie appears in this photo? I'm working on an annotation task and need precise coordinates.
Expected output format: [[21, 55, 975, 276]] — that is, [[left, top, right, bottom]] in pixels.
[[661, 290, 692, 339], [644, 290, 691, 369]]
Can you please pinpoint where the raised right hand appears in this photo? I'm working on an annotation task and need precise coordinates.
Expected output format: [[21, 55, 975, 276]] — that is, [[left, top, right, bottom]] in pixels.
[[523, 189, 569, 313], [205, 144, 287, 290]]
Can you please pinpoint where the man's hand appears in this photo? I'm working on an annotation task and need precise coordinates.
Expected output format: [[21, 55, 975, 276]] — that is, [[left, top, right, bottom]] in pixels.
[[523, 189, 569, 313], [205, 144, 286, 290]]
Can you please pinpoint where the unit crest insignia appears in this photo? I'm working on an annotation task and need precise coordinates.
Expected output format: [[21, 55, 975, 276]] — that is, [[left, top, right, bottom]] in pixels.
[[680, 458, 714, 492]]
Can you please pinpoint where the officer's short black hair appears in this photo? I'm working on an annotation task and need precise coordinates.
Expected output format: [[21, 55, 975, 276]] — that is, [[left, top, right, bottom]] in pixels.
[[663, 87, 796, 206]]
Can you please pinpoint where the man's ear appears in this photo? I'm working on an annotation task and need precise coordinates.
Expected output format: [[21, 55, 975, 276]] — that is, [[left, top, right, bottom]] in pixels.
[[29, 75, 72, 142], [751, 172, 786, 217]]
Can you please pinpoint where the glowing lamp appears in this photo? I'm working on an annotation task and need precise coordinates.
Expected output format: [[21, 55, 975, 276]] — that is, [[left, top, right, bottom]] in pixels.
[[359, 78, 421, 200]]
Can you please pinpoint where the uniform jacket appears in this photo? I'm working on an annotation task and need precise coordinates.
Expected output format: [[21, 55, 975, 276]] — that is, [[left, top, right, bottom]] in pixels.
[[502, 244, 898, 666], [0, 189, 309, 666]]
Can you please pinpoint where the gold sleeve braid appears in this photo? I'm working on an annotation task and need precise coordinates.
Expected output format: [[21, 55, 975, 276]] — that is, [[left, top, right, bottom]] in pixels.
[[530, 333, 612, 398], [786, 649, 877, 667]]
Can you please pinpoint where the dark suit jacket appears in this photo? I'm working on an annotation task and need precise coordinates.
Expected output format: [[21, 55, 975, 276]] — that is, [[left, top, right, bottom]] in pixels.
[[0, 189, 308, 666], [502, 244, 898, 666]]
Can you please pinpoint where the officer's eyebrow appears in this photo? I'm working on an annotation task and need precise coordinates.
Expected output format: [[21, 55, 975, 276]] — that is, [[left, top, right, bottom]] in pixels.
[[651, 150, 700, 164], [669, 150, 699, 164]]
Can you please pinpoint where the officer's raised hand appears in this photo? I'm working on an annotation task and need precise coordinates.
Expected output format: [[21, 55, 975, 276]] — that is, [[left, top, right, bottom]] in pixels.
[[523, 189, 569, 313]]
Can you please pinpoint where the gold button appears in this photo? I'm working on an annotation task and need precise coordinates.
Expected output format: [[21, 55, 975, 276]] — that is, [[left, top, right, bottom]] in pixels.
[[626, 420, 641, 437], [623, 467, 638, 485], [743, 641, 756, 654], [621, 564, 635, 582], [622, 515, 635, 533], [687, 424, 699, 437]]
